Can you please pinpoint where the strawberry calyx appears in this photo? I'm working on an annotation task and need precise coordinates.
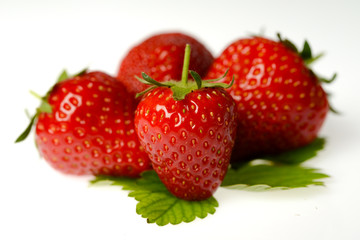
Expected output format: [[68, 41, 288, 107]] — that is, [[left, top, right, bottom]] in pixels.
[[136, 44, 234, 101], [15, 90, 54, 143], [276, 33, 322, 65], [277, 33, 338, 113], [15, 69, 87, 143], [277, 33, 337, 83]]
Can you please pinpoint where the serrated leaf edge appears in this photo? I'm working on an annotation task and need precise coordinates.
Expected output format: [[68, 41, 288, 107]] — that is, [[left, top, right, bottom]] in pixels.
[[90, 174, 219, 226]]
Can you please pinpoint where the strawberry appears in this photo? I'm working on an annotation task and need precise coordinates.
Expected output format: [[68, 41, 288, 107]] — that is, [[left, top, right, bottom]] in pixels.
[[206, 34, 334, 161], [117, 32, 214, 95], [16, 71, 151, 177], [134, 45, 237, 200]]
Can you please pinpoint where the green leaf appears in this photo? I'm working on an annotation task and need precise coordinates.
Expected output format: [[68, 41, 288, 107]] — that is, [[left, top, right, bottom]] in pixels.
[[277, 33, 323, 65], [57, 68, 87, 83], [90, 171, 218, 226], [38, 101, 53, 113], [319, 73, 337, 84], [25, 109, 31, 119], [132, 171, 218, 226], [29, 90, 53, 113], [300, 40, 312, 60], [189, 70, 202, 89], [329, 104, 340, 114], [73, 68, 88, 77], [135, 73, 176, 99], [277, 33, 298, 53], [135, 75, 153, 85], [305, 52, 324, 65], [141, 72, 170, 87], [202, 75, 235, 89], [204, 69, 229, 83], [90, 175, 138, 190], [222, 163, 329, 190], [57, 70, 69, 83], [15, 114, 37, 143], [135, 86, 158, 99], [262, 137, 326, 165], [29, 90, 52, 113]]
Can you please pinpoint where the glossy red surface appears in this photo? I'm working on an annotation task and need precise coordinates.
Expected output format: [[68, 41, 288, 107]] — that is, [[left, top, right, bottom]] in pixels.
[[117, 33, 214, 95], [206, 37, 329, 161], [35, 72, 151, 177], [135, 87, 237, 200]]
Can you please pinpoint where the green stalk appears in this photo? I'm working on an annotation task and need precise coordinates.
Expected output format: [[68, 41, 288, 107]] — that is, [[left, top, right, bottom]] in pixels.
[[181, 44, 191, 86], [135, 43, 233, 101]]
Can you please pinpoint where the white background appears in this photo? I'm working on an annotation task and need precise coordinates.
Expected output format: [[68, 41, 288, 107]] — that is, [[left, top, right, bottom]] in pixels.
[[1, 0, 360, 239]]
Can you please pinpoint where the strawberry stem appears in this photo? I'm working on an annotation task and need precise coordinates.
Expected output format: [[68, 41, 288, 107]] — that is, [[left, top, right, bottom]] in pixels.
[[181, 44, 191, 86], [136, 44, 234, 101]]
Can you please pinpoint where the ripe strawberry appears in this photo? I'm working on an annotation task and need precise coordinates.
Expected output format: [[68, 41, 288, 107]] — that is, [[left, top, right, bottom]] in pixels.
[[117, 32, 214, 95], [16, 71, 151, 177], [134, 45, 237, 200], [206, 34, 334, 161]]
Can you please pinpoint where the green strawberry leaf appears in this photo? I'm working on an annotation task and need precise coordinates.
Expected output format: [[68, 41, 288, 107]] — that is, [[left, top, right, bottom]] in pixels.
[[203, 69, 230, 83], [29, 90, 53, 113], [202, 75, 235, 88], [57, 68, 87, 83], [305, 52, 324, 65], [300, 40, 312, 60], [222, 163, 329, 190], [135, 44, 234, 101], [262, 137, 326, 165], [57, 70, 69, 83], [15, 90, 53, 143], [15, 114, 37, 143], [135, 85, 158, 98], [141, 72, 172, 87], [90, 136, 329, 224], [319, 73, 337, 84], [189, 70, 202, 89], [277, 33, 298, 53], [132, 171, 218, 226], [73, 68, 88, 77], [90, 175, 138, 190], [90, 171, 218, 226]]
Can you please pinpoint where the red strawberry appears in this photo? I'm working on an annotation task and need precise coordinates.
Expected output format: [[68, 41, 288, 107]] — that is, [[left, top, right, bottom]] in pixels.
[[16, 71, 151, 177], [117, 32, 214, 95], [134, 45, 237, 200], [206, 34, 334, 161]]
